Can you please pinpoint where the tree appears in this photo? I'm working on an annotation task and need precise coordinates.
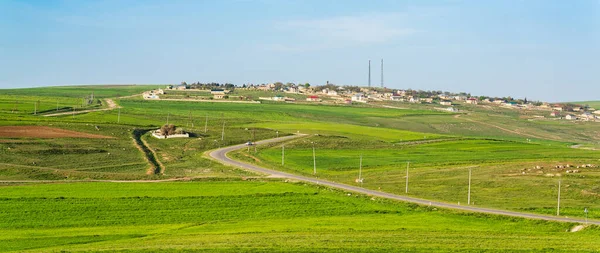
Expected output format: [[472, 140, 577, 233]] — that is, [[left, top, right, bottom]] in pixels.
[[273, 82, 284, 91], [304, 83, 310, 88], [160, 124, 177, 137]]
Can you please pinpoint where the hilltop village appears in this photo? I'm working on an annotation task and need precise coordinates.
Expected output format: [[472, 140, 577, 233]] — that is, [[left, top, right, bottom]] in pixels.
[[142, 82, 600, 122]]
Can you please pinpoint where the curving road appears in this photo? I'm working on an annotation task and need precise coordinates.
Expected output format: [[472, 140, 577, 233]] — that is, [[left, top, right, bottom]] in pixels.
[[209, 134, 599, 225]]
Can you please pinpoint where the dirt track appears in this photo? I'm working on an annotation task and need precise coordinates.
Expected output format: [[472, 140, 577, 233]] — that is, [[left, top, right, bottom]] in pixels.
[[0, 126, 112, 139], [43, 99, 119, 117]]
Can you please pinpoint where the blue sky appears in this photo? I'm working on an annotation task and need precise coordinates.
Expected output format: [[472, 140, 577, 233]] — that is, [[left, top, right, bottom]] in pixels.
[[0, 0, 598, 102]]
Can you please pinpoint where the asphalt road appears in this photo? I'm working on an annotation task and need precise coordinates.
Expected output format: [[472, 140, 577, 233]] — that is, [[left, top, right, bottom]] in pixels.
[[209, 134, 600, 225]]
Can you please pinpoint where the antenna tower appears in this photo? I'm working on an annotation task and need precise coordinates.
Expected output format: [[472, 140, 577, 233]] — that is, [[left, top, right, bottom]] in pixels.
[[368, 60, 371, 87], [380, 59, 384, 88]]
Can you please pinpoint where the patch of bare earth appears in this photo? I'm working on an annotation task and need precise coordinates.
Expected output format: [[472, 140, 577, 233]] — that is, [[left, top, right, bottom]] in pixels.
[[242, 153, 262, 163], [0, 126, 113, 139]]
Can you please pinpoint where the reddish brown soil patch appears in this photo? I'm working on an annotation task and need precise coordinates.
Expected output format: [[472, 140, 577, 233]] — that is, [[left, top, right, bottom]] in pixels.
[[0, 126, 113, 139]]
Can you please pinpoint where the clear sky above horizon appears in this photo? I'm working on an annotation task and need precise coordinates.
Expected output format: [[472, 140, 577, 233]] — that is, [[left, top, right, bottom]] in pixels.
[[1, 0, 598, 102]]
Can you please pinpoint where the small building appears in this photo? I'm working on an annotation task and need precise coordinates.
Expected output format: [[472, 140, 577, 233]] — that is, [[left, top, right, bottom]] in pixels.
[[440, 100, 452, 106], [351, 93, 367, 103], [446, 107, 459, 112], [285, 87, 299, 93], [143, 93, 159, 99], [213, 94, 225, 99], [420, 98, 433, 103], [552, 106, 563, 111], [306, 96, 321, 102], [327, 90, 338, 96], [175, 84, 187, 90], [211, 89, 226, 95], [550, 111, 560, 117], [565, 114, 577, 120], [581, 112, 595, 121], [390, 96, 405, 102], [572, 107, 583, 112], [465, 98, 478, 105], [594, 110, 600, 115], [272, 95, 286, 101]]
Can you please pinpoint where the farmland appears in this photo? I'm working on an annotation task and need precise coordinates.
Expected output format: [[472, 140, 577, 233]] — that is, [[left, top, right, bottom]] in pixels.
[[1, 85, 600, 251], [1, 181, 600, 252]]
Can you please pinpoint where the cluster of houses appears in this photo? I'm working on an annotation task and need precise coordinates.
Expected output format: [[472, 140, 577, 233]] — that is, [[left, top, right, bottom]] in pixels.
[[149, 83, 599, 122], [549, 107, 600, 121]]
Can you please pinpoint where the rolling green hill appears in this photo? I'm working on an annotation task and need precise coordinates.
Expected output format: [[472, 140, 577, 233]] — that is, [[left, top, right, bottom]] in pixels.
[[1, 85, 600, 251]]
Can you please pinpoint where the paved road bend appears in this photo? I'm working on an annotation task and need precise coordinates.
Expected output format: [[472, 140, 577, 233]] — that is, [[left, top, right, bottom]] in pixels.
[[209, 134, 599, 225]]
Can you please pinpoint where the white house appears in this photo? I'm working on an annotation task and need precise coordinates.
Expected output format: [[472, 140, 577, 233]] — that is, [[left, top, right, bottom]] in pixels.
[[565, 114, 577, 120], [440, 100, 452, 106], [351, 93, 367, 103]]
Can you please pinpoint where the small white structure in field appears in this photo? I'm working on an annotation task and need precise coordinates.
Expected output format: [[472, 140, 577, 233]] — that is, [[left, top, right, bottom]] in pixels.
[[152, 125, 190, 139]]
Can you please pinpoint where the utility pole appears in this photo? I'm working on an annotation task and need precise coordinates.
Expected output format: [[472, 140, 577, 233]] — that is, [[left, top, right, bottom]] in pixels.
[[221, 120, 225, 141], [358, 153, 363, 187], [557, 180, 561, 216], [34, 101, 37, 115], [281, 144, 285, 165], [585, 208, 589, 225], [312, 142, 316, 175], [14, 100, 18, 113], [166, 113, 170, 125], [468, 167, 472, 205], [187, 110, 191, 127], [117, 107, 121, 123], [204, 114, 208, 133], [405, 162, 410, 193], [276, 130, 279, 138]]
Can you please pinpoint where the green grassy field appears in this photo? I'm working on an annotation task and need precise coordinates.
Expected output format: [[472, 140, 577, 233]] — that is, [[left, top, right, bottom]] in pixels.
[[232, 134, 600, 219], [2, 85, 600, 251], [0, 85, 162, 98], [1, 181, 599, 252]]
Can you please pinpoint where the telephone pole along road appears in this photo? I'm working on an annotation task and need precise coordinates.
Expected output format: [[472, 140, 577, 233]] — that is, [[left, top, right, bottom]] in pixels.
[[209, 134, 600, 225]]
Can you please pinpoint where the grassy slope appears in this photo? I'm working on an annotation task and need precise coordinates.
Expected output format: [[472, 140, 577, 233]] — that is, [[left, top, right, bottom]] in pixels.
[[0, 181, 599, 252], [570, 101, 600, 108], [0, 85, 162, 98], [232, 133, 600, 219]]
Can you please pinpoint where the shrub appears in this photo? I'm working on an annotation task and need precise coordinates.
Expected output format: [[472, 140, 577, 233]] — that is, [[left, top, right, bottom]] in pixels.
[[160, 124, 177, 136]]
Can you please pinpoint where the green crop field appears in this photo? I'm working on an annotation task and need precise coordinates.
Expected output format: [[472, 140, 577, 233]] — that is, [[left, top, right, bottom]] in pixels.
[[232, 134, 600, 219], [0, 85, 162, 98], [1, 85, 600, 251], [1, 181, 599, 252]]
